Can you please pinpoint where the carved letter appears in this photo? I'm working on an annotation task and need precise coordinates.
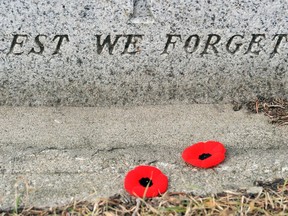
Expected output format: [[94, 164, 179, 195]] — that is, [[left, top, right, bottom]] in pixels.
[[161, 34, 182, 54], [8, 34, 28, 55], [271, 34, 288, 56], [184, 35, 200, 53], [28, 34, 47, 55], [96, 35, 123, 55], [201, 34, 221, 55], [245, 34, 266, 55], [122, 34, 143, 54], [226, 35, 244, 54], [52, 34, 69, 55]]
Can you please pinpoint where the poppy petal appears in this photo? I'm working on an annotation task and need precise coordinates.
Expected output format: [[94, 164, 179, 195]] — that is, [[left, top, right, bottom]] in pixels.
[[151, 173, 169, 194], [182, 141, 226, 168], [124, 165, 168, 198], [131, 184, 159, 198], [124, 170, 142, 192]]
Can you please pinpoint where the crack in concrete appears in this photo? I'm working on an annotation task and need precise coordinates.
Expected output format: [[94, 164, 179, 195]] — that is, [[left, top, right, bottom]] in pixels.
[[92, 147, 127, 156]]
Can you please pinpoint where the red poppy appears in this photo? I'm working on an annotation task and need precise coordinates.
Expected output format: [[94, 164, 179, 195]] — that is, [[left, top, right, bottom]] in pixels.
[[124, 165, 168, 198], [182, 141, 226, 168]]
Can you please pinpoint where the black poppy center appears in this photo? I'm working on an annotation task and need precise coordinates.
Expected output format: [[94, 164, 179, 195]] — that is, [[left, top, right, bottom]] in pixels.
[[199, 153, 212, 160], [139, 177, 153, 187]]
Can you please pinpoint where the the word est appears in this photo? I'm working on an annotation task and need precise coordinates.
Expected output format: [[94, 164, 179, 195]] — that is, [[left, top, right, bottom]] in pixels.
[[7, 34, 69, 55]]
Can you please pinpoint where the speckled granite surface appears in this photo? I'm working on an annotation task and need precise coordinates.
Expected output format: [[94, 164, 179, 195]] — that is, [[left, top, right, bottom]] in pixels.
[[0, 0, 287, 106]]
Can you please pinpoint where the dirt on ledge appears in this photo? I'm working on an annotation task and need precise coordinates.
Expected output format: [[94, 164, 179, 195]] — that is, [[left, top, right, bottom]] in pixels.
[[234, 97, 288, 125]]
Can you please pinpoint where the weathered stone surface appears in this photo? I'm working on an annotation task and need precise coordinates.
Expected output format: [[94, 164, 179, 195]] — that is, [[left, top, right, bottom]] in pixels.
[[0, 105, 287, 208], [246, 186, 263, 195], [0, 0, 287, 106]]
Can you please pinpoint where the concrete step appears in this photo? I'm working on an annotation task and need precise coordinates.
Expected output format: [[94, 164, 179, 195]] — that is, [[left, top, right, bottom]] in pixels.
[[0, 105, 287, 208]]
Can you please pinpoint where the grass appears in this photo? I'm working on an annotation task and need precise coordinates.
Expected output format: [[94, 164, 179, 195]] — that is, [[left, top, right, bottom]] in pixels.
[[1, 179, 287, 216]]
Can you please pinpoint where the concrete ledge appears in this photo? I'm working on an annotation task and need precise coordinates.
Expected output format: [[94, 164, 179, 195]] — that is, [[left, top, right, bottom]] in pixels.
[[0, 105, 287, 208]]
